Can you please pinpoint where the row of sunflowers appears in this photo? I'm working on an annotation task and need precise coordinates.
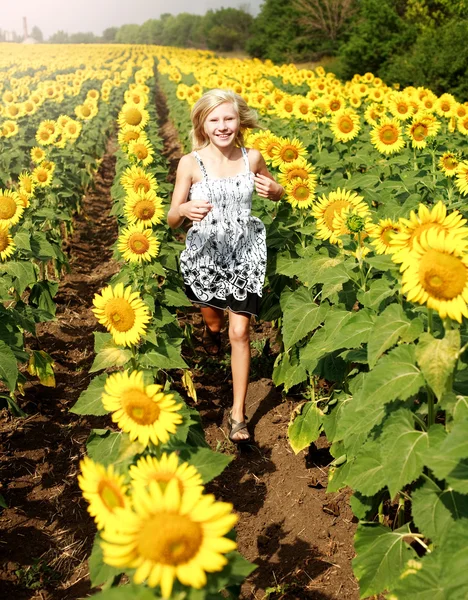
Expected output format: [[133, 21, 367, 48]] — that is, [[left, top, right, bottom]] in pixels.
[[0, 44, 133, 414], [156, 47, 468, 599], [70, 54, 255, 599]]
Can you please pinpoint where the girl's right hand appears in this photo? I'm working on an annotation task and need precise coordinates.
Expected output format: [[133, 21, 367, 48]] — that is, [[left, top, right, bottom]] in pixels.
[[179, 199, 212, 222]]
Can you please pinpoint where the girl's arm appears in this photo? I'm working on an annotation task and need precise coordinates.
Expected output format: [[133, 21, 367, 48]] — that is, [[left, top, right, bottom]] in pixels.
[[167, 155, 212, 229], [249, 148, 284, 202]]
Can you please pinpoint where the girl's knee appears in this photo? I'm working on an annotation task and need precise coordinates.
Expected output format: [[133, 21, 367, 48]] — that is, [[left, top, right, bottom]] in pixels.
[[229, 323, 250, 344]]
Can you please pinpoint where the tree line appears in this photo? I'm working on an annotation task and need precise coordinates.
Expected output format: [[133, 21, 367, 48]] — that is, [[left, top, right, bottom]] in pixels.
[[15, 0, 468, 99]]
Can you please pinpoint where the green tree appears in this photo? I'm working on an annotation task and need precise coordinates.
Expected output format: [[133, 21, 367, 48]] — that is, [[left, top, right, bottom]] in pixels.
[[30, 26, 43, 42], [102, 26, 118, 42], [69, 32, 97, 43], [339, 0, 416, 79], [48, 30, 69, 43], [202, 8, 253, 51], [115, 24, 141, 44]]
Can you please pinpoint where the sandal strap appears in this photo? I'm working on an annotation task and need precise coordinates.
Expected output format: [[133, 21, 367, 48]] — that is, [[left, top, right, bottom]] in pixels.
[[230, 420, 248, 436]]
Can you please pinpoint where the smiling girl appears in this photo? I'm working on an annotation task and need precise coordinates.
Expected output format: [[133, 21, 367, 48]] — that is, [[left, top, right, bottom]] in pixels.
[[167, 89, 283, 443]]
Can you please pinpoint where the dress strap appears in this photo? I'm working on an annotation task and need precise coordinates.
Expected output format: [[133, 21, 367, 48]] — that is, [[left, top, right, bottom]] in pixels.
[[241, 147, 250, 173], [193, 151, 209, 179]]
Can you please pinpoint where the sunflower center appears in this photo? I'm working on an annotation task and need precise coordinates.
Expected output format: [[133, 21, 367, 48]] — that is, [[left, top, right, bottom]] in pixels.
[[133, 200, 155, 219], [397, 104, 408, 114], [382, 227, 397, 245], [330, 100, 341, 111], [82, 105, 91, 117], [419, 249, 467, 300], [128, 233, 150, 254], [443, 157, 458, 170], [40, 130, 50, 141], [284, 102, 293, 113], [0, 230, 9, 252], [338, 116, 353, 133], [104, 298, 136, 332], [22, 178, 32, 193], [98, 480, 125, 511], [440, 102, 450, 113], [121, 388, 161, 425], [280, 146, 299, 162], [137, 513, 203, 565], [133, 178, 151, 193], [133, 144, 148, 160], [412, 124, 428, 141], [37, 170, 48, 183], [0, 197, 17, 219], [323, 200, 350, 230], [294, 184, 310, 201], [125, 107, 143, 126], [379, 125, 399, 145], [299, 104, 308, 114], [125, 131, 139, 143]]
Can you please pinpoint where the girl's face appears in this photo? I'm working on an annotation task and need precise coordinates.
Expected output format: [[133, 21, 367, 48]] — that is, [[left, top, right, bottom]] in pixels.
[[203, 102, 240, 148]]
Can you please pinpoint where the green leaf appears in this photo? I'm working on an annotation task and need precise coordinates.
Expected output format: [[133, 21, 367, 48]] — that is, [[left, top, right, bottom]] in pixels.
[[90, 344, 132, 373], [88, 534, 122, 587], [416, 330, 460, 400], [163, 287, 192, 307], [272, 349, 307, 392], [380, 409, 444, 497], [357, 277, 395, 311], [1, 261, 37, 294], [364, 254, 398, 272], [346, 438, 386, 496], [327, 308, 375, 352], [287, 401, 323, 454], [350, 491, 383, 520], [412, 479, 468, 545], [90, 585, 157, 600], [281, 288, 329, 349], [70, 374, 108, 416], [353, 523, 417, 598], [367, 304, 412, 368], [86, 430, 123, 467], [179, 447, 233, 483], [426, 420, 468, 485], [391, 520, 468, 600], [0, 340, 18, 391], [139, 339, 188, 370], [29, 281, 59, 315], [30, 232, 56, 260]]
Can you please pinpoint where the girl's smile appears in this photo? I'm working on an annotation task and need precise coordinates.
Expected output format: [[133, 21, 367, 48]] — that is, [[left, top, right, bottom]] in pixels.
[[204, 102, 240, 146]]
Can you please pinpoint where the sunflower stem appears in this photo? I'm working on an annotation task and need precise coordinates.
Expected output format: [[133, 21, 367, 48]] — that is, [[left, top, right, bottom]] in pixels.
[[427, 308, 434, 335], [427, 387, 436, 427], [413, 147, 418, 171], [130, 344, 139, 371]]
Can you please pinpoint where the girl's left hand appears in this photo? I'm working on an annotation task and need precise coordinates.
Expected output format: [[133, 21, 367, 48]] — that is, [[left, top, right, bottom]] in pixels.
[[254, 174, 284, 201]]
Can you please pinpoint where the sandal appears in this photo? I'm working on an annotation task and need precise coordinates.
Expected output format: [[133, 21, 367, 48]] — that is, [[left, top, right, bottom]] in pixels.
[[228, 412, 250, 444], [202, 325, 222, 356]]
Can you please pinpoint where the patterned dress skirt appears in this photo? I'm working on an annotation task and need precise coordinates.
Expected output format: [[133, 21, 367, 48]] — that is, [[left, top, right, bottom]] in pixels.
[[180, 148, 267, 316]]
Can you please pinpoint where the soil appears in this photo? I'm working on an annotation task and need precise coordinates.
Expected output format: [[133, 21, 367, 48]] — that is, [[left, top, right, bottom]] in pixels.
[[0, 89, 359, 600]]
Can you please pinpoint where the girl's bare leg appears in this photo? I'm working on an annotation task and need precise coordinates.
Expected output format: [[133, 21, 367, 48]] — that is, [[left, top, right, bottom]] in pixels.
[[228, 311, 251, 441], [200, 306, 224, 353]]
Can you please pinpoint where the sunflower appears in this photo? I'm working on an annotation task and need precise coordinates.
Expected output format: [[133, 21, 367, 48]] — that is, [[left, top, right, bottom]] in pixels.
[[118, 103, 149, 130], [455, 103, 468, 120], [330, 109, 360, 142], [75, 102, 98, 120], [124, 189, 164, 226], [117, 224, 160, 263], [18, 172, 35, 197], [312, 188, 370, 245], [326, 95, 345, 113], [64, 119, 82, 140], [398, 229, 468, 322], [118, 127, 142, 148], [129, 453, 203, 494], [101, 370, 183, 446], [30, 146, 46, 164], [388, 95, 414, 121], [78, 457, 130, 530], [258, 134, 283, 164], [284, 177, 316, 209], [439, 152, 460, 177], [391, 201, 468, 263], [458, 116, 468, 136], [0, 224, 16, 261], [101, 479, 237, 598], [406, 116, 435, 149], [455, 162, 468, 196], [369, 218, 403, 255], [0, 190, 24, 227], [270, 137, 308, 167], [127, 139, 154, 166], [120, 166, 158, 195], [278, 158, 316, 187], [435, 94, 456, 118], [370, 118, 405, 155], [293, 97, 314, 121], [92, 283, 151, 347], [35, 125, 55, 146], [32, 165, 53, 187]]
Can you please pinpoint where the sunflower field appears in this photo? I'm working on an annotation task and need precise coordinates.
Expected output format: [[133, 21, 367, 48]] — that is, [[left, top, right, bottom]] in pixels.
[[1, 41, 468, 600]]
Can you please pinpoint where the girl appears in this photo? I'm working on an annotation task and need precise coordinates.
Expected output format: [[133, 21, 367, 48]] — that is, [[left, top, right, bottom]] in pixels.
[[167, 89, 283, 443]]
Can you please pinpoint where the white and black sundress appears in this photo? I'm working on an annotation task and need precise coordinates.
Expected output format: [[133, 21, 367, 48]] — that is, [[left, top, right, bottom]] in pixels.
[[180, 147, 267, 316]]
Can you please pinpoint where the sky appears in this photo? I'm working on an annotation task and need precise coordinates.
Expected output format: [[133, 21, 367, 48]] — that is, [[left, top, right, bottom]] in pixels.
[[1, 0, 264, 39]]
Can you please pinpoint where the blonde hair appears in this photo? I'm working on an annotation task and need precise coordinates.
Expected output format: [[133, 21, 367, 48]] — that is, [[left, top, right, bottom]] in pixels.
[[189, 89, 260, 150]]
